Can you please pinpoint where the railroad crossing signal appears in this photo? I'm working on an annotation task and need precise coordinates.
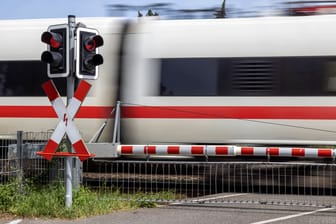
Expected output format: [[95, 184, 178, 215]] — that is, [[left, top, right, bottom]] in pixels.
[[36, 79, 95, 161], [38, 16, 100, 209], [76, 27, 104, 80], [41, 24, 69, 78]]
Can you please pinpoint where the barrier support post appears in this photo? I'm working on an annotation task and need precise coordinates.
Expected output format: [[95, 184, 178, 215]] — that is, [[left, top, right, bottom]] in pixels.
[[65, 15, 76, 209]]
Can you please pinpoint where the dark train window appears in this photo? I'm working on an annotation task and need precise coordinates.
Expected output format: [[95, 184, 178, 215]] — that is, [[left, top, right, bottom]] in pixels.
[[159, 57, 336, 96], [281, 57, 323, 96], [160, 58, 218, 96], [324, 61, 336, 92], [0, 61, 66, 96]]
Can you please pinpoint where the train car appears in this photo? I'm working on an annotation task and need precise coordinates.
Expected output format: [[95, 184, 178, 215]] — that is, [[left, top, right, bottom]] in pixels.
[[0, 17, 124, 142], [2, 15, 336, 148], [120, 15, 336, 146]]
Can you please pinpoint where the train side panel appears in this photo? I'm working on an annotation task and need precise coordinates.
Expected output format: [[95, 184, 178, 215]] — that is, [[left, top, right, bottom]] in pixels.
[[121, 16, 336, 145]]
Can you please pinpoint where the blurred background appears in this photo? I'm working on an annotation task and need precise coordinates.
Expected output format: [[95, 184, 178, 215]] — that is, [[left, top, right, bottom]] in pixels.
[[1, 0, 336, 20]]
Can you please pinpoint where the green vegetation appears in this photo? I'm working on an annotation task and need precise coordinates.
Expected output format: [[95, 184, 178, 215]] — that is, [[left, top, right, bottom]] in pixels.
[[0, 180, 175, 219]]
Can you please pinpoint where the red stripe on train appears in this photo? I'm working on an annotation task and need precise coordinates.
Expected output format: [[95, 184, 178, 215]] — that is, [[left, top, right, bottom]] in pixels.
[[1, 105, 336, 119], [121, 106, 336, 119], [0, 106, 113, 118]]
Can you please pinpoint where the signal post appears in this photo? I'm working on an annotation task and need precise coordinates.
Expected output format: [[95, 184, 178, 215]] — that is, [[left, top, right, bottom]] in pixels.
[[38, 15, 104, 208]]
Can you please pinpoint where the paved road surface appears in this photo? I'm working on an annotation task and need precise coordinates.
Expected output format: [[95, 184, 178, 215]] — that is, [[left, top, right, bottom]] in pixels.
[[3, 205, 335, 224], [2, 193, 336, 224]]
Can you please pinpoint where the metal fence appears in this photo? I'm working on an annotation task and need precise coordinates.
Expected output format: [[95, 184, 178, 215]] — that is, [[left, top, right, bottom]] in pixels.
[[1, 131, 64, 185], [1, 131, 336, 207], [82, 160, 336, 207], [0, 133, 18, 183]]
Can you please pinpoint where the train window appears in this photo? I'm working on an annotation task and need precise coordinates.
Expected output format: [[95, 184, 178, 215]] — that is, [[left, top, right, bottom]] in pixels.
[[158, 57, 336, 97], [160, 58, 218, 96], [280, 57, 323, 96], [0, 61, 66, 96], [324, 61, 336, 92]]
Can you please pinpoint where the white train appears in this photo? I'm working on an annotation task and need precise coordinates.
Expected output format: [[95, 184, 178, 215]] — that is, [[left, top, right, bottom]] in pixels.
[[1, 15, 336, 146]]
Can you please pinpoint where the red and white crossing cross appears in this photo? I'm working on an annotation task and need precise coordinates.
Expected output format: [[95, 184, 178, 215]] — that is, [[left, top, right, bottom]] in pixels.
[[37, 79, 93, 161]]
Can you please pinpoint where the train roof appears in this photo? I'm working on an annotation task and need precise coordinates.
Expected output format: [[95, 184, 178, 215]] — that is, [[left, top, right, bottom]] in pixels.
[[1, 15, 336, 60], [127, 15, 336, 58], [0, 14, 335, 26]]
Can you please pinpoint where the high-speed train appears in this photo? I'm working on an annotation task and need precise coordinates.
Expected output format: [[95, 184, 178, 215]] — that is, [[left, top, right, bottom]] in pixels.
[[1, 15, 336, 146]]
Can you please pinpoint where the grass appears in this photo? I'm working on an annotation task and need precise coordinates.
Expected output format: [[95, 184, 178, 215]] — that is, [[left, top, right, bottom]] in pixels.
[[0, 180, 175, 219]]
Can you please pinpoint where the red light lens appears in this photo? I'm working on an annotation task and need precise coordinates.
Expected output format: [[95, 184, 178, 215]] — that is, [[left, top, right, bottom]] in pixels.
[[85, 39, 96, 52], [50, 37, 61, 49], [41, 31, 63, 48]]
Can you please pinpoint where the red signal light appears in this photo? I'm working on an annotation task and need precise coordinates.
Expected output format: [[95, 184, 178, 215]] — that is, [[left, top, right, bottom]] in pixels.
[[41, 24, 69, 78], [84, 39, 96, 52], [41, 31, 62, 49], [76, 28, 104, 79], [84, 35, 103, 52], [50, 37, 61, 49]]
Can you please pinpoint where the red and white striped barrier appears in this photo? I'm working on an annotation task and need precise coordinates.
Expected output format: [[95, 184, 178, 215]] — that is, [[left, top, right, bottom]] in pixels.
[[118, 145, 335, 159], [37, 80, 94, 161], [119, 145, 206, 156], [205, 146, 236, 156], [238, 147, 334, 158]]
